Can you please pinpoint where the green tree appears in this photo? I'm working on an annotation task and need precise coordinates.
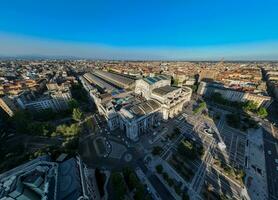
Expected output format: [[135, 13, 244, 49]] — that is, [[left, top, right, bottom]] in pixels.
[[257, 107, 268, 118], [190, 84, 198, 93], [134, 183, 145, 200], [111, 172, 126, 200], [33, 108, 55, 121], [71, 83, 89, 103], [68, 99, 79, 110], [122, 167, 140, 191], [156, 164, 163, 174], [243, 101, 258, 112], [178, 140, 196, 160], [173, 79, 179, 86], [72, 108, 83, 122], [152, 146, 163, 155], [193, 101, 207, 114], [174, 185, 181, 195], [56, 123, 80, 137], [95, 168, 105, 196], [12, 110, 32, 133], [128, 173, 138, 190], [182, 193, 190, 200]]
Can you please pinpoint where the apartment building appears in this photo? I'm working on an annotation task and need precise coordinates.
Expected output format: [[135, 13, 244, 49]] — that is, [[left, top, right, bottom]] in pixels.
[[198, 81, 272, 108], [0, 96, 17, 117], [0, 155, 100, 200]]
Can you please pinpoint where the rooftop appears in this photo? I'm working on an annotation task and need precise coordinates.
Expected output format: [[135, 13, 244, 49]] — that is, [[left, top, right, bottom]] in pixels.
[[124, 99, 161, 118], [152, 85, 179, 96], [143, 75, 168, 85], [84, 73, 116, 92], [94, 70, 135, 89], [0, 156, 90, 200]]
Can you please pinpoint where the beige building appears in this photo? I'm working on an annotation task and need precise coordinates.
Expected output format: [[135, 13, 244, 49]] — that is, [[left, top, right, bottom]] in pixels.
[[81, 72, 192, 141], [198, 81, 272, 108]]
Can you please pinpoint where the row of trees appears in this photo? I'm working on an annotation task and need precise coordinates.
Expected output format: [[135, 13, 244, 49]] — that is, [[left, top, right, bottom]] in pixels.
[[71, 83, 89, 103], [111, 168, 150, 200], [193, 101, 207, 114], [11, 110, 55, 136], [52, 123, 81, 137], [178, 139, 204, 160], [226, 113, 259, 130], [212, 92, 268, 118], [10, 107, 83, 137], [111, 172, 127, 200], [155, 164, 189, 199], [167, 127, 181, 140], [243, 101, 268, 118], [123, 167, 146, 200]]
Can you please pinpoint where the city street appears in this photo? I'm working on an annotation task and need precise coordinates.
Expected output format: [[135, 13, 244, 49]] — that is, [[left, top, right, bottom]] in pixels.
[[263, 129, 278, 200]]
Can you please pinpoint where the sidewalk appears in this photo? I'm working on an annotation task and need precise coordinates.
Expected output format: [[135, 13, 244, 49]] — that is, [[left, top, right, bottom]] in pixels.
[[245, 128, 268, 200], [102, 170, 110, 200], [135, 168, 161, 200]]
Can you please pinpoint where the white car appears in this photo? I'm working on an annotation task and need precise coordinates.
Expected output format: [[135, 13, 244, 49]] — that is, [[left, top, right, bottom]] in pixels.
[[268, 150, 272, 155], [276, 166, 278, 171], [275, 159, 278, 164]]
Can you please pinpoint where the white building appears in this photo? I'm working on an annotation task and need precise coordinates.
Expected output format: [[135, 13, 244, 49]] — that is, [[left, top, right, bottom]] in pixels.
[[0, 96, 17, 117], [82, 72, 192, 141], [16, 89, 72, 112], [0, 155, 99, 200], [198, 81, 272, 108]]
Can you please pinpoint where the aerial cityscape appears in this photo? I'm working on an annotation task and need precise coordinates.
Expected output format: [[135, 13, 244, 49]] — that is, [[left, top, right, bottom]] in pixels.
[[1, 1, 278, 200]]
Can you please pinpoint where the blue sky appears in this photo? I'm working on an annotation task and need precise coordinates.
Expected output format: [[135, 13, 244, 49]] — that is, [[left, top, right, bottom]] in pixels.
[[0, 0, 278, 60]]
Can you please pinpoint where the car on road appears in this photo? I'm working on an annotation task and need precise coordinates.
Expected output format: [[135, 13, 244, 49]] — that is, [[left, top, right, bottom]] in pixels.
[[275, 159, 278, 164], [276, 166, 278, 171], [268, 150, 272, 155]]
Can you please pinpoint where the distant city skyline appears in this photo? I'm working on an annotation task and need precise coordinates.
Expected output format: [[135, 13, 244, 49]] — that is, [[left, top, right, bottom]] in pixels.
[[1, 0, 278, 60]]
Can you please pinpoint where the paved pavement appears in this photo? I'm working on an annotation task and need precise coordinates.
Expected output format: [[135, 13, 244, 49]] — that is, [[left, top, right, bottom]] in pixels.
[[206, 166, 244, 200], [137, 160, 175, 200], [135, 167, 162, 200], [263, 128, 278, 200], [245, 128, 268, 200], [218, 123, 247, 169], [202, 110, 249, 200]]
